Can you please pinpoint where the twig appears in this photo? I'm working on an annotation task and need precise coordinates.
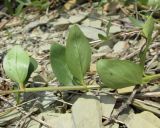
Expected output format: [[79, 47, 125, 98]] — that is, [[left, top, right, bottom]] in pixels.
[[121, 42, 160, 60], [103, 85, 141, 125], [150, 42, 160, 48], [15, 108, 38, 128], [146, 54, 158, 70], [0, 11, 12, 18], [134, 99, 160, 109], [102, 116, 125, 125], [132, 99, 160, 116], [121, 48, 140, 60], [115, 87, 138, 116], [0, 11, 12, 30], [55, 99, 73, 106], [0, 97, 39, 113], [0, 96, 52, 128], [89, 40, 101, 44], [0, 20, 11, 30], [137, 91, 160, 98]]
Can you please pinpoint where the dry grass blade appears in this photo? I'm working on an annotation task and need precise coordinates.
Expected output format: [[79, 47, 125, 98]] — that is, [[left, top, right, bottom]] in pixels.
[[0, 96, 52, 128]]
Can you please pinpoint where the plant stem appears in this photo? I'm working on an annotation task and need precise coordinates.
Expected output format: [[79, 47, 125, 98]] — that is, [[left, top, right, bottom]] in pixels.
[[142, 74, 160, 83], [19, 83, 25, 91], [0, 85, 100, 95], [140, 38, 151, 68], [15, 92, 21, 104]]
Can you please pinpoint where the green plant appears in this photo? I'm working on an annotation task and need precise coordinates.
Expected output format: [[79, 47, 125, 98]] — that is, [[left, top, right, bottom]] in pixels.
[[138, 0, 160, 8], [1, 18, 160, 95], [50, 25, 91, 86], [3, 46, 37, 90], [128, 16, 144, 28], [1, 25, 94, 95], [98, 17, 112, 41], [124, 0, 160, 7], [140, 16, 154, 68], [97, 16, 160, 89], [4, 0, 14, 15], [4, 0, 50, 15]]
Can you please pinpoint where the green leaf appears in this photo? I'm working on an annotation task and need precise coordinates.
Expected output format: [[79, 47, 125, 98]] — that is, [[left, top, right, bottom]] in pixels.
[[140, 16, 154, 67], [4, 0, 14, 15], [98, 0, 108, 6], [16, 0, 29, 5], [98, 34, 108, 41], [50, 43, 73, 85], [96, 59, 143, 89], [3, 46, 30, 84], [142, 16, 154, 40], [66, 25, 91, 84], [106, 17, 112, 37], [30, 0, 50, 10], [15, 3, 24, 16], [25, 57, 38, 83], [139, 0, 160, 8], [147, 0, 160, 8], [138, 0, 148, 5], [129, 16, 144, 28]]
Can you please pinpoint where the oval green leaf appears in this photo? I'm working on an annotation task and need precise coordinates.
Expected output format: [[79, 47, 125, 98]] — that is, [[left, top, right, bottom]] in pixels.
[[66, 25, 91, 84], [96, 59, 143, 89], [50, 43, 73, 85], [3, 46, 30, 84], [143, 16, 154, 39]]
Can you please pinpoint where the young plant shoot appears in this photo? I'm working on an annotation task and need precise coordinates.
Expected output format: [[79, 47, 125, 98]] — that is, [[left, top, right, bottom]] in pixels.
[[1, 20, 160, 95], [3, 46, 37, 90], [51, 24, 91, 86]]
